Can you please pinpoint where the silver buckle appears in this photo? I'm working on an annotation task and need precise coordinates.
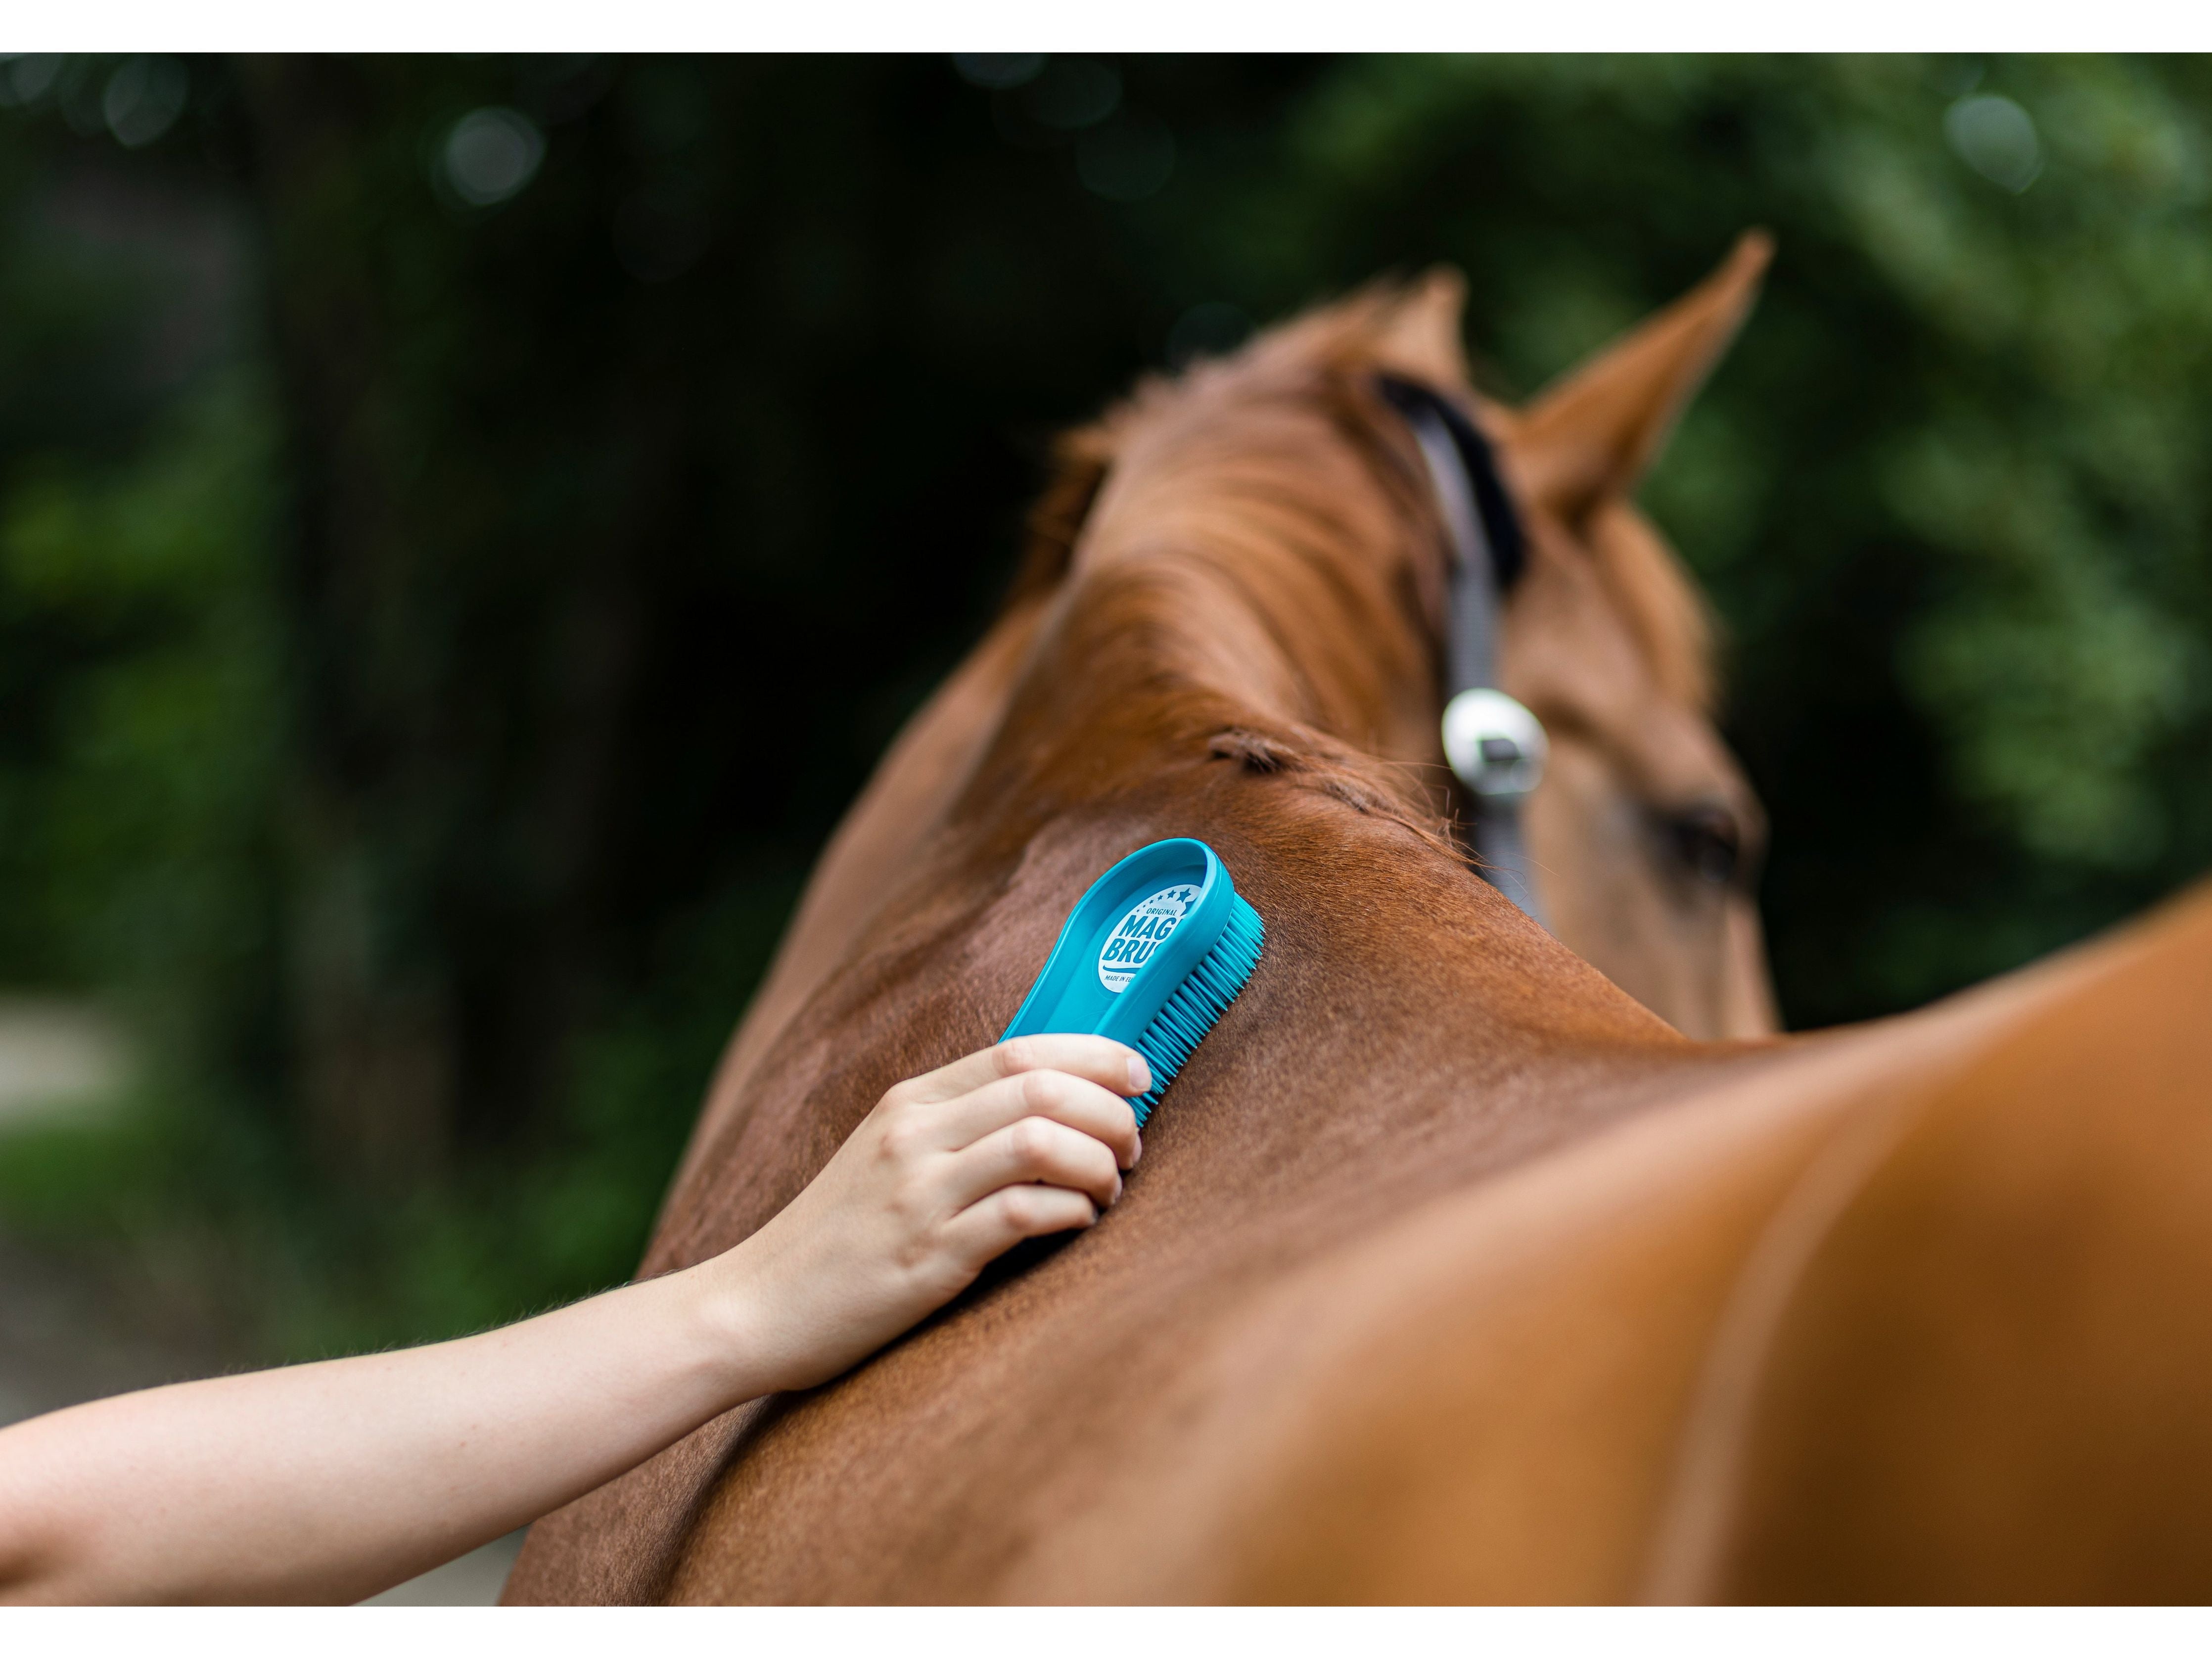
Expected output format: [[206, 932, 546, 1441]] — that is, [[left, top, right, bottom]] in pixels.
[[1441, 688, 1547, 801]]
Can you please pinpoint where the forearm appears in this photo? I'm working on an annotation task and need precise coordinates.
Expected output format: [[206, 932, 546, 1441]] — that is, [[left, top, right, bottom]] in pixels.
[[0, 1259, 768, 1605], [0, 1036, 1143, 1605]]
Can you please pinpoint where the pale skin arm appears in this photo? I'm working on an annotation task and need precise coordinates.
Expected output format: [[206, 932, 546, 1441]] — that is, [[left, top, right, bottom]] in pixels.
[[0, 1034, 1147, 1605]]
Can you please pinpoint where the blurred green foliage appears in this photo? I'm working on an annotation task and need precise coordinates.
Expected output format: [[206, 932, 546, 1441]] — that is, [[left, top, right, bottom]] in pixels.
[[0, 54, 2206, 1359]]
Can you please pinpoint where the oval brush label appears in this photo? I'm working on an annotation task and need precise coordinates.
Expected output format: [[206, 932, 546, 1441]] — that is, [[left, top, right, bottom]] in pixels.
[[1098, 884, 1200, 993]]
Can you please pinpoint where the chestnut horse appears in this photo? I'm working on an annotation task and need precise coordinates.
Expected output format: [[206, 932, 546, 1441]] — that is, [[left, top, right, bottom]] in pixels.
[[507, 237, 2212, 1602]]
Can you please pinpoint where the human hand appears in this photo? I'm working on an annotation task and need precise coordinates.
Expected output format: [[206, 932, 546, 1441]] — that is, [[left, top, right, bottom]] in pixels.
[[704, 1035, 1148, 1393]]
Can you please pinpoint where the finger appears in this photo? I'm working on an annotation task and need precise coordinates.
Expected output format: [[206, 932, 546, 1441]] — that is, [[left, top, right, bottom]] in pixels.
[[942, 1182, 1099, 1269], [896, 1035, 1152, 1107], [947, 1115, 1124, 1211], [927, 1068, 1140, 1169]]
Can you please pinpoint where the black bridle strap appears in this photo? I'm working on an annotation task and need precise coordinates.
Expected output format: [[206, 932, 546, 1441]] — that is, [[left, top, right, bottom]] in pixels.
[[1376, 375, 1549, 925], [1377, 377, 1526, 589]]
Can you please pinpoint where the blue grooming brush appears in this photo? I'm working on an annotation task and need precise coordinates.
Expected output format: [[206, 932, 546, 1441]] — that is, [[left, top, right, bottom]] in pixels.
[[1001, 838, 1264, 1128]]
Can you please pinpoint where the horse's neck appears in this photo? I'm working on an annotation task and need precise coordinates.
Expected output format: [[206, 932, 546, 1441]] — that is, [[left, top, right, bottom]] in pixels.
[[942, 549, 1683, 1078], [671, 484, 1653, 1229], [953, 542, 1446, 848]]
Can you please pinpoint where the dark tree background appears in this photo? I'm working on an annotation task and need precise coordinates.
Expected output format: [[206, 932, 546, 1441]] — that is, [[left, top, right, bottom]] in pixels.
[[0, 54, 2206, 1355]]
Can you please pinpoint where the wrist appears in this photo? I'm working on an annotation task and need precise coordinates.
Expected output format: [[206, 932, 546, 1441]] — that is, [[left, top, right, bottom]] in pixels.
[[663, 1250, 784, 1408], [645, 1256, 770, 1416]]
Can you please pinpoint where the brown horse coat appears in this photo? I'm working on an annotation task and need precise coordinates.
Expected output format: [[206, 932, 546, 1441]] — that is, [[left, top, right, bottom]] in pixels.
[[507, 244, 2212, 1603]]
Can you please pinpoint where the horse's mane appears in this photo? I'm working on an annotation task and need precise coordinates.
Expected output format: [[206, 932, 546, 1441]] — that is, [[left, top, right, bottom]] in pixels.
[[1015, 283, 1724, 726], [1009, 287, 1444, 616], [975, 286, 1494, 870]]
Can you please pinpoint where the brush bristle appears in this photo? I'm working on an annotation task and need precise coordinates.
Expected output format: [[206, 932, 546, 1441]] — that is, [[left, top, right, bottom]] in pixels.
[[1128, 895, 1264, 1128]]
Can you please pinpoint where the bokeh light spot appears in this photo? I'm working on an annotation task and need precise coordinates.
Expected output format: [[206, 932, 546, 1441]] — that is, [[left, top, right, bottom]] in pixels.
[[1944, 93, 2042, 193], [103, 55, 188, 149], [441, 107, 546, 208], [0, 53, 63, 108]]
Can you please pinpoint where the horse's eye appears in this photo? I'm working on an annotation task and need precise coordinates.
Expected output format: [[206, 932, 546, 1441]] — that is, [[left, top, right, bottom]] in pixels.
[[1664, 804, 1743, 887]]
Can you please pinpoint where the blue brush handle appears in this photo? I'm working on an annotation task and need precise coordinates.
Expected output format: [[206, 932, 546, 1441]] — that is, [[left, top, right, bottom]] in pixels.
[[1001, 838, 1242, 1050]]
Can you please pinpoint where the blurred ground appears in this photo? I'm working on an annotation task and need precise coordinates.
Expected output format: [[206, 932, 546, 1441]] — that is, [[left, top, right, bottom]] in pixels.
[[0, 997, 125, 1133], [362, 1531, 525, 1606]]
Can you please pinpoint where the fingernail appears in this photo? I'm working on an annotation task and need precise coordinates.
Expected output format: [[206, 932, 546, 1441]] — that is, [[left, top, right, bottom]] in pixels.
[[1131, 1132, 1144, 1167], [1127, 1056, 1152, 1094]]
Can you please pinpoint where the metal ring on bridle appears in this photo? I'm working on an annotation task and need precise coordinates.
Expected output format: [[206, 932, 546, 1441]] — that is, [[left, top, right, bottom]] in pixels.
[[1441, 687, 1548, 801]]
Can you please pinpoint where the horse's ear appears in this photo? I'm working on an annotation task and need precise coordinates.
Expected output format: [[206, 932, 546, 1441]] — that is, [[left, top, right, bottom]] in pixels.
[[1515, 230, 1772, 521], [1370, 267, 1471, 386]]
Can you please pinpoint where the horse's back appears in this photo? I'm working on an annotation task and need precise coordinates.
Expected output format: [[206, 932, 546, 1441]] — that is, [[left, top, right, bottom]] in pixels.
[[642, 876, 2212, 1603], [1666, 878, 2212, 1601], [1052, 877, 2212, 1603]]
